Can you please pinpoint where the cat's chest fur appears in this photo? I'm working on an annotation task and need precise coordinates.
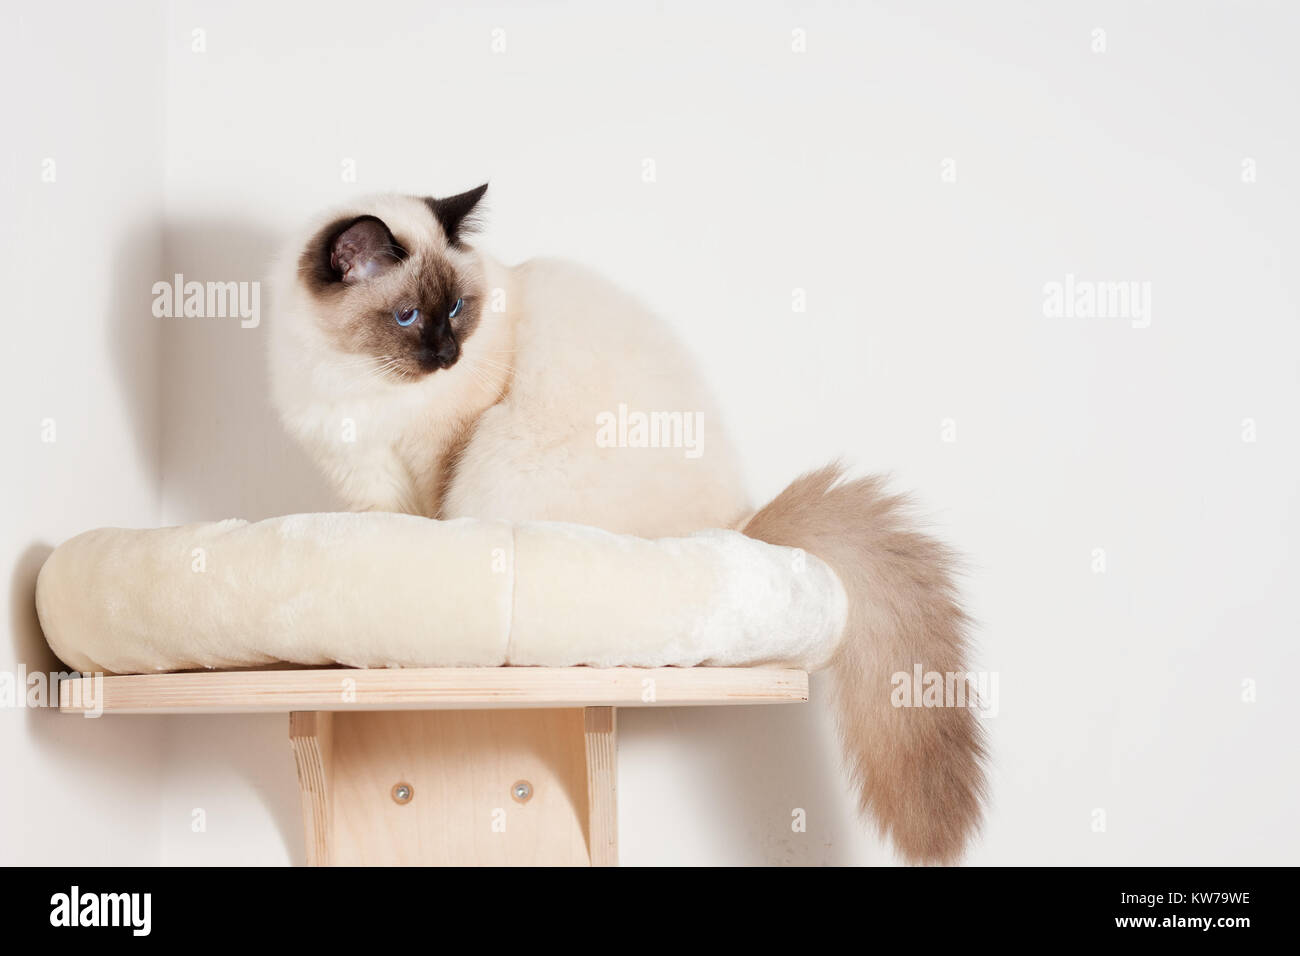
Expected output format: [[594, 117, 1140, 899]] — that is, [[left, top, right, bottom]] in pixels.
[[284, 380, 466, 516], [274, 250, 748, 536]]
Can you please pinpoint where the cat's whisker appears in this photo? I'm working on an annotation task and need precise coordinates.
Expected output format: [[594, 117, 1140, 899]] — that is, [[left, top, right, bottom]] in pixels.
[[337, 355, 408, 393], [471, 354, 516, 370], [329, 357, 383, 370], [466, 365, 502, 395]]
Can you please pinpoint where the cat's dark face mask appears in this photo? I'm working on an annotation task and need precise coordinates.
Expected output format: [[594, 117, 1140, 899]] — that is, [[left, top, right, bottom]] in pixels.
[[299, 184, 488, 380]]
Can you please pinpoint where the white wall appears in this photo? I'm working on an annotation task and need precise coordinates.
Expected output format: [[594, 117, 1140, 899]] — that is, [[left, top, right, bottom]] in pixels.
[[0, 2, 168, 865], [6, 0, 1298, 865]]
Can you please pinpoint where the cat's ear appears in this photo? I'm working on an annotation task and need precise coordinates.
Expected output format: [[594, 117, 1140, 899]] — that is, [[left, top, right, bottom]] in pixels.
[[425, 183, 488, 246], [330, 216, 404, 284]]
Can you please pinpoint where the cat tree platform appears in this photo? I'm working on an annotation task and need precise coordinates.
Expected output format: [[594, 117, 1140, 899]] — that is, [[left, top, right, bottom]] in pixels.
[[39, 513, 839, 865], [58, 666, 808, 866]]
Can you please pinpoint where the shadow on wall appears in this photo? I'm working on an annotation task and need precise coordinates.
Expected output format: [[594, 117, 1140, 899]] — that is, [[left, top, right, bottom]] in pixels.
[[157, 713, 305, 866], [155, 219, 331, 861], [12, 544, 60, 679], [620, 674, 873, 866], [107, 221, 164, 484], [156, 219, 336, 523], [89, 219, 329, 863], [14, 542, 303, 863], [9, 543, 170, 851]]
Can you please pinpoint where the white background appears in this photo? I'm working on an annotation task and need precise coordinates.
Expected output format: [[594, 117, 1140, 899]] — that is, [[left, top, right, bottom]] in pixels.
[[2, 0, 1297, 865]]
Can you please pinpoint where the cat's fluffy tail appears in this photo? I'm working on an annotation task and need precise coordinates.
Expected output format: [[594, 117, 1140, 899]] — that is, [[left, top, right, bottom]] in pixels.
[[741, 462, 987, 865]]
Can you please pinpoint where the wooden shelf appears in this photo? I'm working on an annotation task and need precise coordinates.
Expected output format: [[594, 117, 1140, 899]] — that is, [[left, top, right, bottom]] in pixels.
[[60, 665, 809, 865], [58, 666, 809, 715]]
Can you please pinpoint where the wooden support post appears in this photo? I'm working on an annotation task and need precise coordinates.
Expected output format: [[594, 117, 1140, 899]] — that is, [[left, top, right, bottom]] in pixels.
[[287, 707, 619, 866], [288, 711, 333, 866], [583, 707, 618, 866]]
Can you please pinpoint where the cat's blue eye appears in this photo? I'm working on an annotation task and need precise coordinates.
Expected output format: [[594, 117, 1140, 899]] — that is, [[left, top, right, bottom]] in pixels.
[[449, 297, 463, 319], [395, 307, 419, 327]]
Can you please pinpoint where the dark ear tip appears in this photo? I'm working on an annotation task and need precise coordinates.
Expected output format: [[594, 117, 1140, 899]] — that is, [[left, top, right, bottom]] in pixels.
[[426, 182, 491, 244]]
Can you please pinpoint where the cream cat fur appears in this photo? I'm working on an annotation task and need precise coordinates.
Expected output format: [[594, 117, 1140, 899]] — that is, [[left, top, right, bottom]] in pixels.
[[268, 187, 988, 864]]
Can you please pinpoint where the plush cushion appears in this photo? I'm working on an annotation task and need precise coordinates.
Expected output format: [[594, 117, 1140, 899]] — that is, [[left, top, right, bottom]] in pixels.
[[35, 512, 848, 675]]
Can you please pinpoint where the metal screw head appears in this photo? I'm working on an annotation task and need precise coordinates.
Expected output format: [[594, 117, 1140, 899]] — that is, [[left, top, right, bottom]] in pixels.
[[511, 780, 533, 803], [391, 783, 414, 805]]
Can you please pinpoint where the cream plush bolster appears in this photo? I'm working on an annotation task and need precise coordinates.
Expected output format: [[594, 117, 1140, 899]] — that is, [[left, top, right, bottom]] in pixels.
[[35, 513, 847, 675], [510, 523, 847, 668], [36, 513, 516, 675]]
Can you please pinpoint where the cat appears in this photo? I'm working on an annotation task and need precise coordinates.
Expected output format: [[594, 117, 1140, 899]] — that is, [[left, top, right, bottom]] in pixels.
[[268, 185, 748, 536], [268, 184, 987, 864]]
